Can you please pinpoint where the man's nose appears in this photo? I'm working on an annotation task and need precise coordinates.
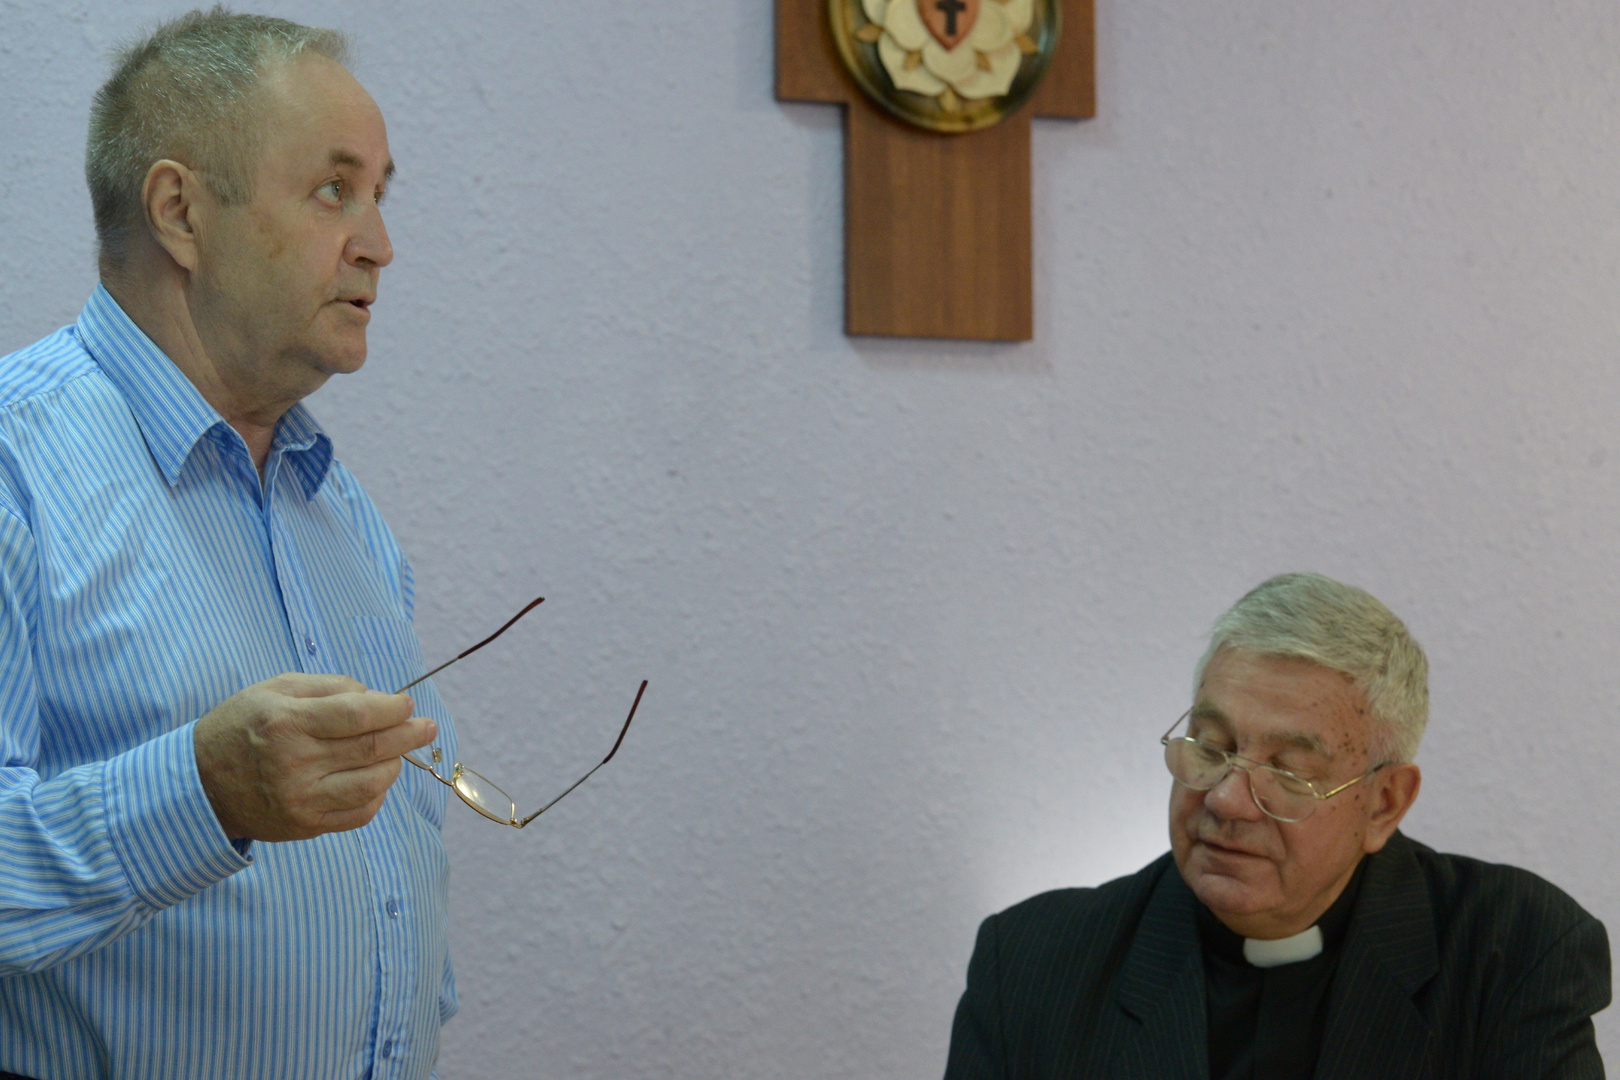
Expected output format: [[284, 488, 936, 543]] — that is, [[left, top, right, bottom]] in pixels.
[[1204, 764, 1266, 820], [349, 204, 393, 269]]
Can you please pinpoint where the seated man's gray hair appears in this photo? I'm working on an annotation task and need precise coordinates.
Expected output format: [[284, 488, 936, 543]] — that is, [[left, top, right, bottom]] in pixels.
[[86, 5, 350, 270], [1194, 572, 1429, 764]]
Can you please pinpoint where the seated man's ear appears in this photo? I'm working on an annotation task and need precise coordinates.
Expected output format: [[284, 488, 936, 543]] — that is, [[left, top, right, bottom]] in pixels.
[[1362, 763, 1421, 854], [142, 159, 205, 272]]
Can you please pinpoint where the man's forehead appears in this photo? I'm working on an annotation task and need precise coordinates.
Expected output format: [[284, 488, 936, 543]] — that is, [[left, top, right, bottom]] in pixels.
[[257, 56, 391, 172]]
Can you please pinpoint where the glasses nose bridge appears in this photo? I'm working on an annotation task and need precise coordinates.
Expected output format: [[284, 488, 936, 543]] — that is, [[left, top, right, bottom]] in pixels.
[[1205, 749, 1270, 812], [423, 746, 454, 785]]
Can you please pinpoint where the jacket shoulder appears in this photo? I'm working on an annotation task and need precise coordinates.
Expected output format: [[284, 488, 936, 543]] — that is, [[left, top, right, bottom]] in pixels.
[[984, 854, 1175, 980], [997, 855, 1171, 927], [1406, 835, 1607, 939], [1381, 834, 1611, 1076], [1402, 835, 1602, 950]]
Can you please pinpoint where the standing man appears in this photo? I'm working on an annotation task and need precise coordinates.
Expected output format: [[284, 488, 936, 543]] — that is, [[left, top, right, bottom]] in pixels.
[[944, 572, 1611, 1079], [1, 10, 457, 1078]]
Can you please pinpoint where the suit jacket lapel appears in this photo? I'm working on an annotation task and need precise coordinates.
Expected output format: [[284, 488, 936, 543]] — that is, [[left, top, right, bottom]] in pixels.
[[1108, 865, 1209, 1080], [1315, 832, 1439, 1080]]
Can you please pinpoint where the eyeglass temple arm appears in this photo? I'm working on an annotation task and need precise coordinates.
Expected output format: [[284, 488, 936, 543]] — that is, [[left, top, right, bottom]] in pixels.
[[394, 597, 545, 695], [516, 679, 647, 828], [1319, 761, 1388, 800]]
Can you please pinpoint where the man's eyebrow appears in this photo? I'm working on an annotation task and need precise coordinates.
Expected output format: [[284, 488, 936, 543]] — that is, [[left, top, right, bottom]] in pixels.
[[329, 150, 396, 183], [1268, 731, 1332, 758]]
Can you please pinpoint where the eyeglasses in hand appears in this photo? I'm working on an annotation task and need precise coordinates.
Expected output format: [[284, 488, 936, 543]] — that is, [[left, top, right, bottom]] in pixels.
[[395, 597, 648, 828]]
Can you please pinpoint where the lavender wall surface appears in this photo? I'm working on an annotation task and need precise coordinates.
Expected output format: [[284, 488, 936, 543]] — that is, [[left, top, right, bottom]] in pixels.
[[2, 1, 1616, 1074]]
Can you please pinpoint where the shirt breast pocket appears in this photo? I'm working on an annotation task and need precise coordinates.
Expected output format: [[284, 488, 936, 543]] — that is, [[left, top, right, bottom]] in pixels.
[[350, 613, 427, 694]]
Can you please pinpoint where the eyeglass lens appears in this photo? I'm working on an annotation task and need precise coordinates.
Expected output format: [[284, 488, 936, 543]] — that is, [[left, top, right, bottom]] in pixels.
[[1163, 738, 1317, 823], [449, 762, 518, 825]]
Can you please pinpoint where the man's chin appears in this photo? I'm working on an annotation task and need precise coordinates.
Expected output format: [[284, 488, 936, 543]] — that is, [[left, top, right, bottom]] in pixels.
[[315, 337, 368, 376], [312, 309, 372, 374], [330, 350, 367, 375], [1181, 846, 1278, 919]]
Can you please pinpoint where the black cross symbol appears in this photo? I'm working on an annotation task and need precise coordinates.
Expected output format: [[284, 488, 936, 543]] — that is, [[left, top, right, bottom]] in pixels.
[[935, 0, 968, 37]]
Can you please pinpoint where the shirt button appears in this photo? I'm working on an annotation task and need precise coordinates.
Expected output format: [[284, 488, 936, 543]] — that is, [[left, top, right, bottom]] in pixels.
[[305, 637, 317, 656], [385, 899, 400, 919], [381, 1039, 394, 1058]]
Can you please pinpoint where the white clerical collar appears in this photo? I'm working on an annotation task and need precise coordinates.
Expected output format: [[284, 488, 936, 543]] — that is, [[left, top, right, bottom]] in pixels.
[[1243, 924, 1324, 968]]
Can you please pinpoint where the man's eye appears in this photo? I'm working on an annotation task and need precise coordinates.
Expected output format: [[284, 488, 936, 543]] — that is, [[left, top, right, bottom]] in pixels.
[[1270, 769, 1317, 795], [1272, 761, 1319, 784], [318, 180, 343, 202]]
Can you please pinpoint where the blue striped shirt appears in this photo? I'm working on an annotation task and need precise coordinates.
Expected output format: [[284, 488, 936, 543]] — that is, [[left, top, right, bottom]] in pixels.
[[0, 286, 457, 1079]]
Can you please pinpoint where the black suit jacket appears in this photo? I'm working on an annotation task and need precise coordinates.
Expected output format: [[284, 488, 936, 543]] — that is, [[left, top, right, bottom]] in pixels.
[[944, 832, 1610, 1079]]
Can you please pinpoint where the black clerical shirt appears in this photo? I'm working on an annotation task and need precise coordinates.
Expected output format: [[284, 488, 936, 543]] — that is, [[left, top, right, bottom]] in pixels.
[[1198, 861, 1367, 1080]]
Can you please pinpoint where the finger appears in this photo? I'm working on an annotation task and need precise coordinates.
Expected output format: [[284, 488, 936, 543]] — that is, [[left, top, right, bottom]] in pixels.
[[377, 716, 438, 759], [323, 718, 438, 771], [312, 756, 405, 813], [262, 672, 371, 699], [297, 690, 416, 740]]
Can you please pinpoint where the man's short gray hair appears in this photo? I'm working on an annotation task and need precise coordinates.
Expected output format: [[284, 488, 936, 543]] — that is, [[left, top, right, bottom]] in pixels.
[[86, 6, 350, 270], [1193, 573, 1429, 764]]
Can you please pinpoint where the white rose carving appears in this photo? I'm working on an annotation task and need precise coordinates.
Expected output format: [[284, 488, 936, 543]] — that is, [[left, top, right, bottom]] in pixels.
[[859, 0, 1036, 109]]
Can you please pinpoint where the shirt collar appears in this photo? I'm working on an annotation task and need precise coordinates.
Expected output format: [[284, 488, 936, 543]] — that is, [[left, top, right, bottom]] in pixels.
[[76, 284, 334, 496], [273, 400, 335, 499]]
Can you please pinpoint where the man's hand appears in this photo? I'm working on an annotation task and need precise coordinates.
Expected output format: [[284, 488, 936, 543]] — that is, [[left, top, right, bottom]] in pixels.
[[193, 673, 437, 842]]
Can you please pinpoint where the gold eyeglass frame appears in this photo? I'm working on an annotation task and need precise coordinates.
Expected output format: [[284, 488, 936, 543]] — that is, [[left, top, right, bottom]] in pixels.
[[395, 597, 648, 829]]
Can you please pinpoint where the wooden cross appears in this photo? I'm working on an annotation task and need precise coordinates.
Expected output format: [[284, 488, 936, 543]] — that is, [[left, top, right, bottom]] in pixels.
[[776, 0, 1094, 341]]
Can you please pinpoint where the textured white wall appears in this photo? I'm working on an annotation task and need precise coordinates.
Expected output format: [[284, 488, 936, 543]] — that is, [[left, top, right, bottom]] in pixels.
[[3, 0, 1617, 1074]]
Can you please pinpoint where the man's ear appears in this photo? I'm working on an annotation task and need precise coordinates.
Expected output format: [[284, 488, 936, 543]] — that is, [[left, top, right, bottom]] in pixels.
[[1362, 762, 1421, 854], [142, 159, 205, 272]]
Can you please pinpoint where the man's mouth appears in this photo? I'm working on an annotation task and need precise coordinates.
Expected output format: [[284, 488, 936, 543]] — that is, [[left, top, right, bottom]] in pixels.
[[1196, 834, 1266, 859]]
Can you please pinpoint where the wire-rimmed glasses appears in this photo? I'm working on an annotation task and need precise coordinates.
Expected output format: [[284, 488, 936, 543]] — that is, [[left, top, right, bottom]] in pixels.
[[395, 597, 648, 828], [1160, 710, 1384, 824]]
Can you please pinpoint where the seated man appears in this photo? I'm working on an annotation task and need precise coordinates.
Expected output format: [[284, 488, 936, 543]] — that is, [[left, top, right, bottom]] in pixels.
[[943, 572, 1610, 1079]]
